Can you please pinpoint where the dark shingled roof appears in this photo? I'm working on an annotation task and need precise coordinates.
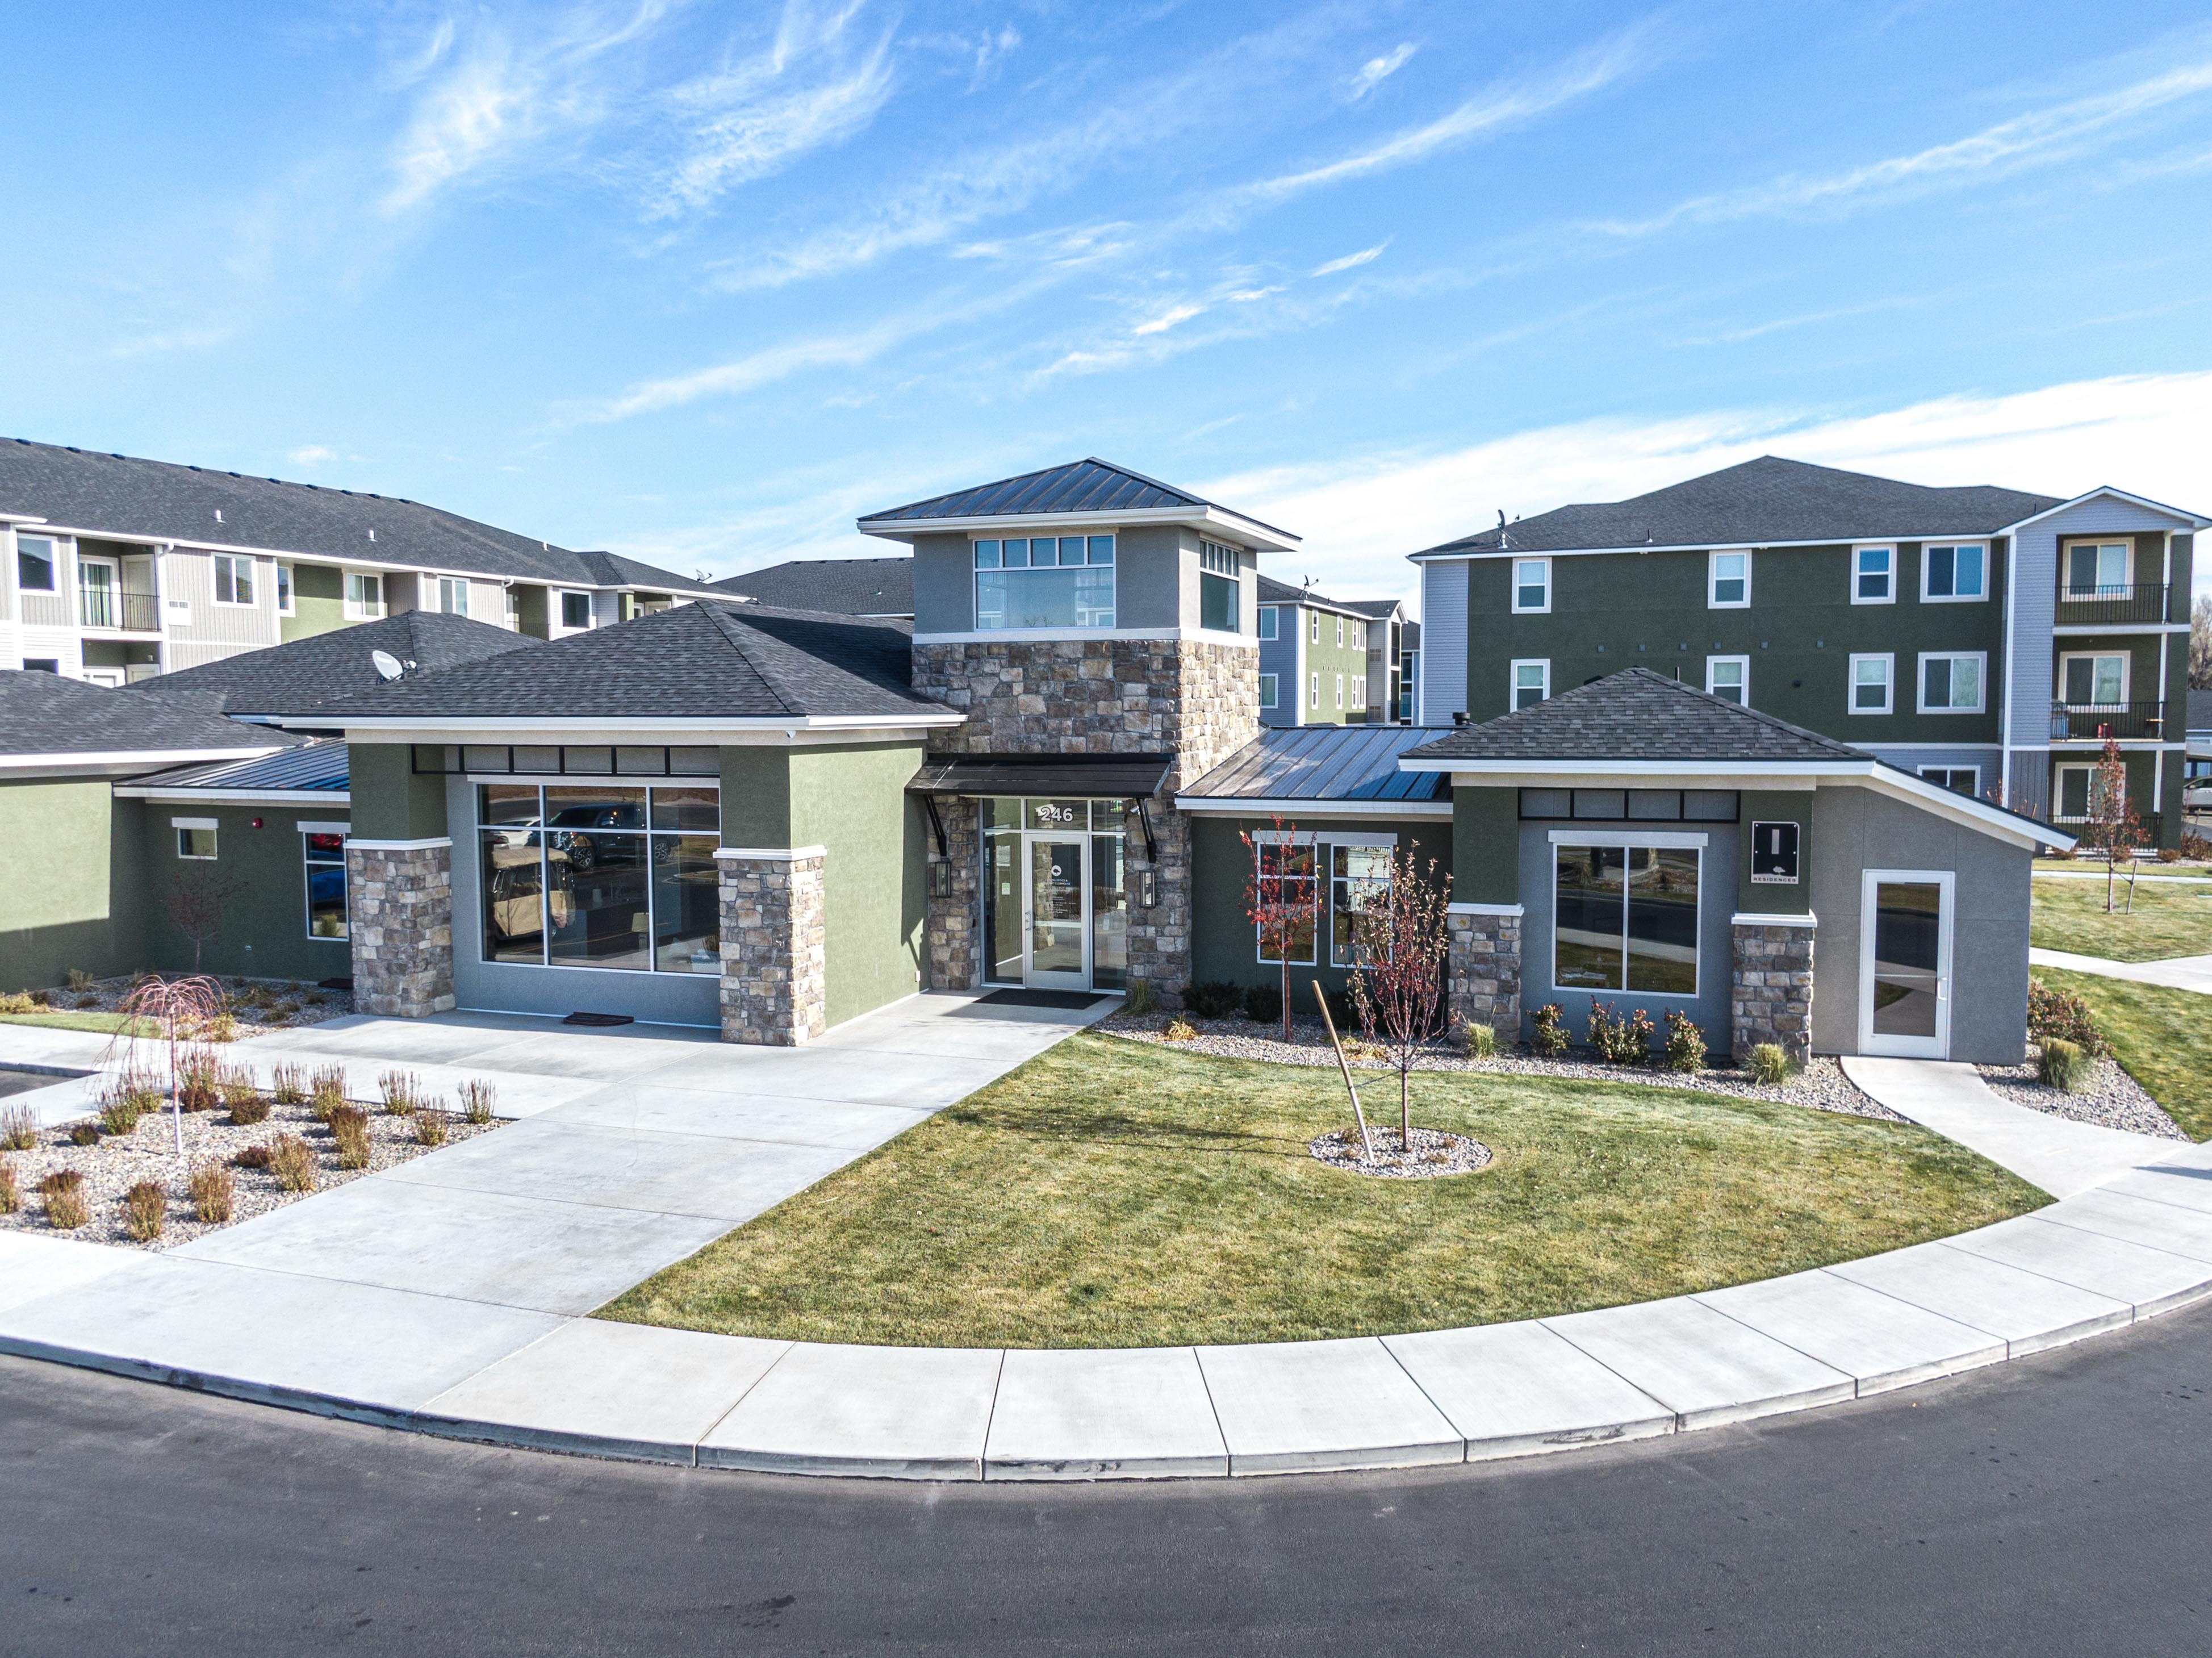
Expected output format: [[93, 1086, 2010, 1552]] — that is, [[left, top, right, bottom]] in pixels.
[[1414, 456, 2063, 557], [0, 669, 293, 761], [1185, 726, 1449, 804], [1406, 668, 1863, 765], [1339, 598, 1405, 621], [127, 611, 543, 716], [712, 557, 914, 616], [2188, 688, 2211, 734], [860, 457, 1293, 539], [1256, 573, 1368, 617], [310, 600, 946, 723], [119, 740, 351, 795], [0, 437, 719, 592], [1402, 620, 1420, 651]]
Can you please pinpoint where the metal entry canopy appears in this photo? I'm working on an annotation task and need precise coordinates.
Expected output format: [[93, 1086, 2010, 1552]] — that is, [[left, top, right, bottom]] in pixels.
[[906, 752, 1173, 799]]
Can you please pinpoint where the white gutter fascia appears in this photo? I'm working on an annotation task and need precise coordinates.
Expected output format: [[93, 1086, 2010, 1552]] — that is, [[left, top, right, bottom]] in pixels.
[[112, 787, 352, 805], [1406, 532, 2027, 563], [858, 503, 1300, 553], [0, 745, 287, 774], [1173, 795, 1452, 817], [326, 713, 963, 733]]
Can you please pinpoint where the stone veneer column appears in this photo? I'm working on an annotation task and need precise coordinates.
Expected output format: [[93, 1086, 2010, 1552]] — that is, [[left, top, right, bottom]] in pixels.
[[717, 846, 829, 1045], [1730, 916, 1815, 1062], [345, 838, 455, 1018], [1445, 904, 1521, 1042], [925, 796, 982, 992]]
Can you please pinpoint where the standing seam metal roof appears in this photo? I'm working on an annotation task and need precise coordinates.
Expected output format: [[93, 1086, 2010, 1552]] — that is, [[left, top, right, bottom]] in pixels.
[[1182, 726, 1449, 804], [859, 457, 1294, 540]]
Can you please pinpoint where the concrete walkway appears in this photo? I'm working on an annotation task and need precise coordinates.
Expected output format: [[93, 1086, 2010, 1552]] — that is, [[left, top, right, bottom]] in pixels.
[[2029, 947, 2212, 995]]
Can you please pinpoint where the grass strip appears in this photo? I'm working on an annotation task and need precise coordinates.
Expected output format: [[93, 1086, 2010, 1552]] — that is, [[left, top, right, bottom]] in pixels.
[[2031, 967, 2212, 1142], [2031, 876, 2212, 962]]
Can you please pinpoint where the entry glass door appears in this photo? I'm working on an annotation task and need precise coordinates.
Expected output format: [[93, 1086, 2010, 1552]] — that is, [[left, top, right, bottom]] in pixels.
[[1861, 873, 1952, 1058], [1026, 838, 1088, 988]]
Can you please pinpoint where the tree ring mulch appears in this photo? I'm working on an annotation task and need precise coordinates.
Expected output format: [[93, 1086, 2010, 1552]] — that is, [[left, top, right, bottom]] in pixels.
[[1308, 1126, 1492, 1180]]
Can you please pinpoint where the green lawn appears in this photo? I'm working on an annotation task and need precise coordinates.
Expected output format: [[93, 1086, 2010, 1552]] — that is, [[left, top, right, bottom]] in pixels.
[[2032, 967, 2212, 1142], [600, 1033, 2044, 1349], [2031, 876, 2212, 962], [0, 1010, 157, 1037]]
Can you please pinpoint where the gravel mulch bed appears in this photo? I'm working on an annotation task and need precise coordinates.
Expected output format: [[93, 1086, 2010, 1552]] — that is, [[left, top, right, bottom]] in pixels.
[[1309, 1125, 1492, 1179], [1977, 1047, 2184, 1141], [0, 1095, 499, 1252], [4, 973, 354, 1036], [1100, 1013, 1900, 1121]]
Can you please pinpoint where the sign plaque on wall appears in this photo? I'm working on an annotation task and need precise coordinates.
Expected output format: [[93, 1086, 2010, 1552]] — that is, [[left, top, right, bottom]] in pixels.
[[1749, 820, 1801, 885]]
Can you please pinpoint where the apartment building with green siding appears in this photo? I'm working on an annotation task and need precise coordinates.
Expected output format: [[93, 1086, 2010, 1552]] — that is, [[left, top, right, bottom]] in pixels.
[[1256, 574, 1379, 726]]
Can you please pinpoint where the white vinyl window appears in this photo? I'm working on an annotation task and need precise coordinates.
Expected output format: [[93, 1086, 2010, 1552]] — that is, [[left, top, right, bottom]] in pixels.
[[174, 819, 218, 859], [15, 534, 57, 592], [1335, 673, 1344, 709], [1258, 606, 1279, 641], [1258, 673, 1278, 710], [1850, 653, 1893, 715], [1512, 558, 1551, 614], [1329, 843, 1394, 967], [345, 571, 385, 619], [212, 554, 256, 607], [1254, 839, 1318, 966], [1309, 673, 1319, 709], [1310, 610, 1320, 644], [1853, 545, 1894, 603], [432, 575, 470, 616], [1511, 658, 1549, 710], [1922, 542, 1987, 602], [275, 563, 295, 615], [558, 590, 593, 630], [303, 831, 349, 939], [1917, 651, 1987, 714], [1705, 655, 1749, 704], [1552, 840, 1702, 997], [1919, 766, 1980, 796], [2055, 763, 2119, 823], [1708, 550, 1749, 608], [971, 537, 1117, 630], [2059, 652, 2128, 707], [1350, 673, 1365, 709], [2062, 540, 2131, 600], [1335, 616, 1344, 648]]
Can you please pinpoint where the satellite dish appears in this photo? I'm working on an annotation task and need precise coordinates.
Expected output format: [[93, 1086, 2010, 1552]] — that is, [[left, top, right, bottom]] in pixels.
[[371, 650, 405, 682]]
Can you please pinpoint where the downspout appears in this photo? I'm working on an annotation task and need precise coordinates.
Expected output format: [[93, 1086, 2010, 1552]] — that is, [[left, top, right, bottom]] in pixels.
[[1999, 531, 2017, 806], [2155, 531, 2173, 826]]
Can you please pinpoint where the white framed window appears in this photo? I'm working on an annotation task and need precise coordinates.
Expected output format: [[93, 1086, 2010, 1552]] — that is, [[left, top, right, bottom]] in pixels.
[[275, 563, 295, 615], [345, 571, 384, 619], [1309, 673, 1319, 709], [1259, 673, 1278, 709], [2058, 651, 2128, 707], [1705, 655, 1749, 704], [1258, 606, 1279, 642], [1917, 651, 1987, 714], [971, 536, 1118, 630], [15, 534, 58, 592], [432, 575, 470, 616], [1708, 550, 1749, 608], [1350, 673, 1365, 709], [1353, 621, 1365, 650], [1334, 673, 1344, 709], [303, 829, 349, 939], [212, 554, 256, 607], [1329, 840, 1395, 967], [1197, 539, 1239, 633], [1335, 616, 1344, 648], [173, 818, 218, 859], [2054, 763, 2119, 823], [1921, 542, 1987, 602], [1853, 545, 1894, 604], [2062, 539, 2131, 600], [1511, 658, 1549, 710], [1254, 838, 1318, 966], [1919, 766, 1980, 797], [1850, 653, 1893, 715], [1310, 610, 1320, 644], [1552, 840, 1703, 997], [558, 590, 594, 630], [1511, 558, 1551, 614]]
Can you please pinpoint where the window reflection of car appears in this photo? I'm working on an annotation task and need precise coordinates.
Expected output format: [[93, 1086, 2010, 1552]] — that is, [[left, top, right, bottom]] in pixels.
[[488, 843, 571, 943], [542, 802, 671, 872]]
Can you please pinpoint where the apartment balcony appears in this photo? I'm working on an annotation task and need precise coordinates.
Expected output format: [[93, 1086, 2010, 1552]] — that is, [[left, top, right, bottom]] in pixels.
[[78, 585, 162, 632], [2054, 581, 2172, 626], [2050, 699, 2168, 741]]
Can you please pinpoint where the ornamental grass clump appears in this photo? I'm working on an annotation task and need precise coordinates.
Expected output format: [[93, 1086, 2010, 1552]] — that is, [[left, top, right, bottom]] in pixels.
[[326, 1104, 371, 1170], [1457, 1021, 1497, 1059], [1664, 1010, 1706, 1073], [2039, 1037, 2092, 1093], [66, 1121, 100, 1147], [415, 1104, 450, 1147], [1, 1104, 37, 1152], [1163, 1018, 1198, 1043], [266, 1133, 317, 1193], [0, 1159, 18, 1214], [221, 1066, 269, 1124], [123, 1180, 167, 1243], [39, 1170, 88, 1230], [378, 1069, 420, 1117], [189, 1160, 233, 1223], [309, 1066, 348, 1122], [269, 1063, 307, 1106], [1748, 1043, 1791, 1086], [177, 1049, 221, 1113], [457, 1079, 496, 1126], [1529, 1003, 1569, 1058]]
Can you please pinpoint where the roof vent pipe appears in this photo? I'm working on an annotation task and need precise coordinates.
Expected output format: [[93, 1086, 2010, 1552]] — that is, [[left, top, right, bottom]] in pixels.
[[1452, 710, 1471, 726]]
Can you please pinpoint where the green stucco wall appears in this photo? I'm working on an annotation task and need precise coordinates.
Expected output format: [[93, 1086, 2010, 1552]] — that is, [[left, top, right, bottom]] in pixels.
[[1450, 786, 1517, 904], [0, 779, 143, 991], [348, 744, 449, 840], [282, 561, 348, 643], [133, 801, 354, 981], [1300, 613, 1371, 724]]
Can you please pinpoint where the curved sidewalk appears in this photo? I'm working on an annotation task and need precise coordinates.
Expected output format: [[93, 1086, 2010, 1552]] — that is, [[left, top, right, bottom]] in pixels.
[[2030, 946, 2212, 996]]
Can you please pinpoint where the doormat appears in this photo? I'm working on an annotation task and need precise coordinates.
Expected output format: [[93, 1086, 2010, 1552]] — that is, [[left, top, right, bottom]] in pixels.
[[318, 977, 354, 991], [976, 988, 1107, 1010], [562, 1011, 635, 1027]]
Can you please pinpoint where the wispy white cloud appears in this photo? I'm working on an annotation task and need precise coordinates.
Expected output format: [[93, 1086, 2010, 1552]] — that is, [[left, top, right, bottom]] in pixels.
[[1312, 242, 1386, 276], [584, 315, 922, 421], [287, 444, 339, 466], [1132, 301, 1205, 336], [1347, 43, 1416, 102]]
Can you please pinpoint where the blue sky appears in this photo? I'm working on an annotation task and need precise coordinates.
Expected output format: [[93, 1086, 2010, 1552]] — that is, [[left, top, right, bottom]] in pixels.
[[5, 1, 2211, 604]]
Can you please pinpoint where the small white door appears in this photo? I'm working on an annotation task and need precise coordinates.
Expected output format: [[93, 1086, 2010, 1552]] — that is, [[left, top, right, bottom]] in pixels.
[[1023, 835, 1090, 989], [78, 556, 118, 628], [1859, 870, 1954, 1058]]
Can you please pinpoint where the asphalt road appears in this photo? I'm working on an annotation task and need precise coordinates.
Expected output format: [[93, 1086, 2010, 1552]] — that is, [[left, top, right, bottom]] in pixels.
[[3, 1308, 2208, 1657]]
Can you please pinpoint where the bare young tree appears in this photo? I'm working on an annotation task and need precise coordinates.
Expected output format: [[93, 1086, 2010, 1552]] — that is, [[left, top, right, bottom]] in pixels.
[[1240, 816, 1316, 1042], [161, 863, 246, 972], [2079, 736, 2150, 913], [2192, 592, 2210, 690], [1346, 847, 1454, 1152], [107, 974, 225, 1155]]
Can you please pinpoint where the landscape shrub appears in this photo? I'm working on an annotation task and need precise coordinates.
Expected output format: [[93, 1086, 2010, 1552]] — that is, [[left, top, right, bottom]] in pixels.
[[270, 1063, 307, 1106], [415, 1105, 450, 1147], [1458, 1021, 1498, 1058], [1241, 982, 1283, 1025], [1163, 1018, 1199, 1043], [1182, 981, 1243, 1019], [65, 968, 95, 993], [233, 1143, 273, 1170], [2039, 1037, 2092, 1093], [202, 1012, 240, 1044], [189, 1161, 233, 1223], [1123, 979, 1157, 1016], [66, 1121, 100, 1146], [309, 1065, 348, 1121], [266, 1133, 317, 1193], [302, 990, 327, 1008], [2028, 980, 2109, 1056], [0, 1104, 37, 1151], [2157, 846, 2184, 865], [1587, 1002, 1654, 1066], [327, 1104, 371, 1170], [458, 1080, 497, 1126], [0, 1159, 18, 1214], [74, 994, 102, 1009], [123, 1180, 166, 1242], [2182, 831, 2210, 861], [98, 1082, 145, 1137], [220, 1065, 265, 1121], [1529, 1003, 1569, 1058], [1664, 1010, 1706, 1072], [39, 1170, 87, 1230], [0, 991, 36, 1016], [226, 1092, 272, 1126], [178, 1050, 220, 1112], [378, 1068, 420, 1116], [1748, 1043, 1791, 1086]]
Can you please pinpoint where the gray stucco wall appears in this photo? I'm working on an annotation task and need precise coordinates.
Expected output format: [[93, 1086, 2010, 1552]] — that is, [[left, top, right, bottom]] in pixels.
[[904, 522, 1254, 637], [910, 531, 977, 633], [1807, 785, 2031, 1064]]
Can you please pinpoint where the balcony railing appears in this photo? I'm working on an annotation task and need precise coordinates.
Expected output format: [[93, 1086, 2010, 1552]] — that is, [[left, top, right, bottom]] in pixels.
[[2050, 699, 2167, 741], [2055, 581, 2172, 625], [78, 586, 161, 631]]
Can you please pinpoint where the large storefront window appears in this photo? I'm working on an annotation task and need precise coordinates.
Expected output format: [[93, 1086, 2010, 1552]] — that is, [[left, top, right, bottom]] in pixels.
[[973, 537, 1115, 629], [478, 784, 721, 972], [1553, 842, 1701, 996], [981, 796, 1130, 988]]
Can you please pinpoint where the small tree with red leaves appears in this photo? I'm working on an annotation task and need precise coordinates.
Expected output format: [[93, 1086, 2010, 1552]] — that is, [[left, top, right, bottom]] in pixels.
[[1346, 847, 1453, 1151], [106, 974, 225, 1156], [1240, 816, 1317, 1042]]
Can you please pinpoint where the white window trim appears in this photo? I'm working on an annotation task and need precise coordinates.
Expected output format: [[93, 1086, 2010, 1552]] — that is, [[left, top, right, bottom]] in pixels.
[[1920, 541, 1989, 604], [1916, 650, 1989, 715], [1849, 652, 1894, 716], [1917, 765, 1980, 795], [1258, 673, 1278, 711], [1851, 544, 1896, 605], [2056, 650, 2130, 707], [1334, 673, 1344, 709], [173, 816, 218, 859], [1252, 838, 1320, 967], [14, 533, 60, 593], [1707, 549, 1751, 609], [1258, 606, 1278, 642], [1309, 672, 1319, 709], [556, 589, 595, 631], [2052, 762, 2118, 824], [1510, 557, 1552, 615], [275, 562, 295, 616], [1705, 654, 1750, 703], [1509, 657, 1550, 709], [1548, 828, 1710, 849], [1335, 616, 1344, 647], [1310, 610, 1320, 644], [2059, 537, 2133, 602], [211, 553, 257, 609], [301, 826, 349, 943], [1547, 839, 1705, 1000], [345, 571, 386, 620]]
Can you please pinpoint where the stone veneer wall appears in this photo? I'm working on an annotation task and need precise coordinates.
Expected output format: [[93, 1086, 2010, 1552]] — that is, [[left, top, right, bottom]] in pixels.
[[346, 841, 455, 1018], [1446, 908, 1521, 1042], [925, 796, 982, 993], [1730, 919, 1814, 1062], [718, 849, 829, 1045], [911, 637, 1258, 1000]]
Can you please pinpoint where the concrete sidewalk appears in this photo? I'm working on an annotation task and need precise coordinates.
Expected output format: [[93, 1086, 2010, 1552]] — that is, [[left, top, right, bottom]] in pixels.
[[1841, 1056, 2175, 1198], [2030, 947, 2212, 996]]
